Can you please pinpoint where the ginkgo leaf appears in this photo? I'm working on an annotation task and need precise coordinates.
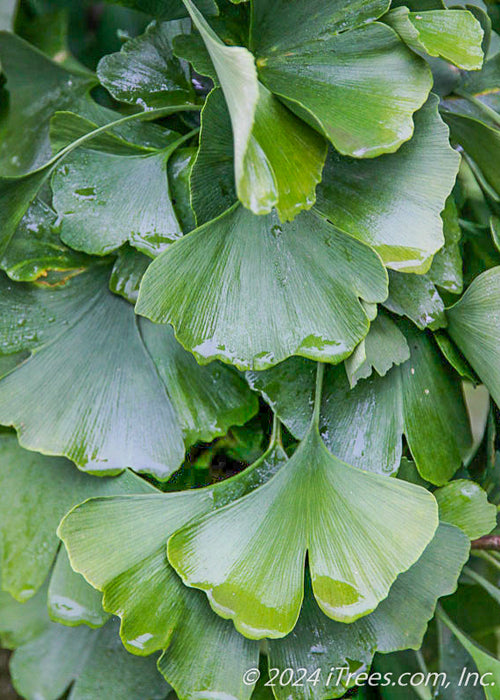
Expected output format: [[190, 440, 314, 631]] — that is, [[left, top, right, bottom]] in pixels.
[[168, 415, 438, 637], [385, 8, 484, 70], [267, 523, 469, 700], [0, 32, 97, 175], [248, 325, 471, 484], [438, 608, 500, 700], [251, 0, 432, 158], [0, 196, 91, 284], [109, 246, 151, 304], [51, 121, 194, 257], [48, 548, 109, 629], [0, 267, 257, 476], [136, 205, 389, 370], [435, 480, 496, 540], [345, 312, 410, 388], [443, 107, 500, 198], [0, 433, 152, 601], [384, 269, 447, 330], [97, 20, 195, 109], [189, 88, 236, 226], [0, 574, 49, 651], [447, 267, 500, 407], [9, 614, 170, 700], [0, 105, 197, 265], [59, 443, 287, 697], [314, 96, 460, 273], [180, 0, 327, 221]]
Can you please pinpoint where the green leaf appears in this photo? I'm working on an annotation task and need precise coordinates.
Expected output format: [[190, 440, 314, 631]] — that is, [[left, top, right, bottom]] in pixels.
[[0, 267, 257, 477], [384, 269, 447, 331], [59, 444, 287, 696], [181, 0, 327, 221], [136, 205, 389, 370], [189, 88, 236, 226], [47, 548, 109, 629], [0, 196, 91, 284], [0, 32, 97, 176], [248, 326, 471, 484], [447, 267, 500, 407], [314, 97, 460, 273], [252, 0, 432, 158], [345, 312, 411, 388], [109, 246, 151, 304], [10, 616, 170, 700], [0, 433, 152, 602], [168, 146, 197, 232], [267, 523, 469, 699], [427, 196, 464, 294], [385, 8, 484, 70], [435, 480, 496, 539], [442, 108, 500, 199], [168, 422, 438, 637], [97, 20, 195, 109], [0, 576, 49, 651], [439, 608, 500, 700], [0, 105, 193, 266], [51, 125, 192, 257]]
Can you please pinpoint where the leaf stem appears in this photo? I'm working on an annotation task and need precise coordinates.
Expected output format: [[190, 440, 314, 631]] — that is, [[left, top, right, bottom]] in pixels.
[[312, 362, 325, 429], [471, 534, 500, 551], [269, 413, 283, 449], [23, 104, 202, 178]]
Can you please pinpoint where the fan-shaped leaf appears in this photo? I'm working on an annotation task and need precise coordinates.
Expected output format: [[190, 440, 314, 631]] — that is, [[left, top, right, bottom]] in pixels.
[[315, 97, 460, 273], [447, 267, 500, 406], [181, 0, 327, 221], [97, 20, 195, 109], [136, 205, 389, 370], [248, 326, 471, 484], [59, 444, 287, 697], [435, 480, 496, 539], [267, 524, 469, 699], [252, 0, 432, 158], [51, 124, 193, 257], [386, 8, 484, 70], [168, 424, 438, 637], [0, 267, 257, 476]]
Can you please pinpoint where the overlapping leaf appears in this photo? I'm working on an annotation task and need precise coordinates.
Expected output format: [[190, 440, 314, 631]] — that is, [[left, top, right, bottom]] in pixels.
[[447, 267, 500, 407], [59, 442, 287, 697], [248, 325, 471, 484], [386, 8, 484, 70], [267, 523, 469, 700], [0, 32, 97, 175], [0, 267, 257, 476], [51, 118, 193, 257], [251, 0, 433, 158], [180, 0, 327, 221], [315, 97, 460, 273], [97, 20, 195, 109], [136, 205, 389, 370]]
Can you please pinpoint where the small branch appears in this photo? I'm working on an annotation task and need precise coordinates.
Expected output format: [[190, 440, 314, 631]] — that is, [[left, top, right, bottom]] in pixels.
[[471, 535, 500, 551]]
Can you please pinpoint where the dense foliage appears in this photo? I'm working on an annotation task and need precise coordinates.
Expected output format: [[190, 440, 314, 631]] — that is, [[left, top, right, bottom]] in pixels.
[[1, 0, 500, 698]]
